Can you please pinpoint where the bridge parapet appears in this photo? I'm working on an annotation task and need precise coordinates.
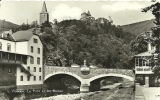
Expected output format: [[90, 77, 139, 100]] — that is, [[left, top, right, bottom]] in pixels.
[[44, 66, 134, 81]]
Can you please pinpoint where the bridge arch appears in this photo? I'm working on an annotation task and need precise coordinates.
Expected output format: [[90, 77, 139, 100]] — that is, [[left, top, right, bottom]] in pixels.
[[89, 73, 134, 83], [44, 71, 83, 83]]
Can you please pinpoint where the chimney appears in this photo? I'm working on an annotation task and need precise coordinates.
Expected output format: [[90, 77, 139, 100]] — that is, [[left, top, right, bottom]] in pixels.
[[148, 43, 152, 51], [147, 31, 152, 51]]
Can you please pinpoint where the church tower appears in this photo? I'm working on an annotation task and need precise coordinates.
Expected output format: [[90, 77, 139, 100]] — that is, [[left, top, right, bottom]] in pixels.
[[40, 1, 49, 25]]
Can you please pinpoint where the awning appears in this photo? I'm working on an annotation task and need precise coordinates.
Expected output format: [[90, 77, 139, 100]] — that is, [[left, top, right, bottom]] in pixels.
[[18, 64, 34, 76], [134, 50, 155, 57]]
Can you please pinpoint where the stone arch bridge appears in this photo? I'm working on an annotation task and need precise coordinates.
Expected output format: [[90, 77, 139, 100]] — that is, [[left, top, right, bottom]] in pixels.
[[44, 66, 135, 92]]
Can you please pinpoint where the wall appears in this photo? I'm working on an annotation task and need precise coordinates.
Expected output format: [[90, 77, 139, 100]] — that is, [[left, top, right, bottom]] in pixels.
[[0, 64, 16, 86], [16, 35, 43, 86], [40, 13, 49, 25], [0, 39, 15, 52], [16, 42, 28, 55]]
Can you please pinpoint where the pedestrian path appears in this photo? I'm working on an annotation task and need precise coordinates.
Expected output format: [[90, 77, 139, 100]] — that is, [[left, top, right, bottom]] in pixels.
[[135, 84, 145, 100], [142, 87, 160, 100], [135, 83, 160, 100]]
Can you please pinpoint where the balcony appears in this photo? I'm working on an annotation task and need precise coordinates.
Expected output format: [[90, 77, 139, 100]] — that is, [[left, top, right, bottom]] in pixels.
[[0, 59, 23, 64], [135, 66, 154, 74]]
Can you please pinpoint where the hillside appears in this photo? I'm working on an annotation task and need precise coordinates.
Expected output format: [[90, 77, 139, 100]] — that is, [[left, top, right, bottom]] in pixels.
[[40, 19, 136, 69], [121, 19, 154, 35], [0, 20, 19, 32]]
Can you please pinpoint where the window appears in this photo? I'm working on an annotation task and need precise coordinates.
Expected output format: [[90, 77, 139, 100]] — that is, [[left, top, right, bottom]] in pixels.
[[34, 38, 38, 43], [20, 76, 23, 81], [8, 68, 12, 73], [139, 59, 142, 67], [135, 58, 139, 66], [27, 76, 30, 81], [37, 57, 40, 64], [38, 48, 40, 54], [28, 67, 30, 70], [30, 56, 34, 64], [146, 60, 150, 66], [0, 42, 2, 50], [31, 46, 33, 53], [34, 67, 36, 72], [34, 76, 36, 81], [2, 66, 4, 71], [39, 76, 41, 81], [142, 60, 146, 66], [7, 43, 11, 51], [39, 68, 41, 72], [21, 68, 23, 72]]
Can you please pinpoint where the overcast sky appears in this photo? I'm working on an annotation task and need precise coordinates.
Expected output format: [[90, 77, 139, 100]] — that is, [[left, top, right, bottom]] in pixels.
[[0, 1, 155, 25]]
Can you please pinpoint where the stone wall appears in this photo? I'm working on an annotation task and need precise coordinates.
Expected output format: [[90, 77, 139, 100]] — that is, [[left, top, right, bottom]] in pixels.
[[44, 66, 134, 81]]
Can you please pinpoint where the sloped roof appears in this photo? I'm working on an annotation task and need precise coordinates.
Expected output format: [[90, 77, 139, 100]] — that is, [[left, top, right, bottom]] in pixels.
[[41, 1, 48, 13], [134, 50, 155, 57], [12, 30, 33, 41], [0, 31, 15, 41]]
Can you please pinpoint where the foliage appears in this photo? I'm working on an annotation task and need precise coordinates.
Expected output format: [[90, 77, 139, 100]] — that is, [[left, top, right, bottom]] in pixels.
[[142, 2, 160, 71], [130, 33, 148, 54], [40, 19, 136, 69], [18, 23, 30, 30], [40, 21, 52, 32], [121, 19, 154, 35], [0, 20, 19, 32]]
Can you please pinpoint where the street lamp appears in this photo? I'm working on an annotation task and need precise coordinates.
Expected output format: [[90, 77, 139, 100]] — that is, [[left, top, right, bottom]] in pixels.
[[81, 60, 90, 75]]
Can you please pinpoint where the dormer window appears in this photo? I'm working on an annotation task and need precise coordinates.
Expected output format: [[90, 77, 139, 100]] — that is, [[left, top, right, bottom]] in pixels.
[[7, 43, 11, 51], [7, 33, 9, 38]]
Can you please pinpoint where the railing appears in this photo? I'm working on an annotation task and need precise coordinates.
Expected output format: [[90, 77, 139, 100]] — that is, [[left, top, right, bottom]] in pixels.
[[135, 66, 153, 74], [2, 59, 8, 63], [16, 60, 21, 64], [9, 60, 16, 63], [0, 59, 22, 64]]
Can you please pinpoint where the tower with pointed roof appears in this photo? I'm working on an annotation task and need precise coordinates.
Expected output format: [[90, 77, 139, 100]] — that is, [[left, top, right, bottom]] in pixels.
[[40, 1, 49, 25], [87, 10, 91, 16], [108, 16, 113, 23]]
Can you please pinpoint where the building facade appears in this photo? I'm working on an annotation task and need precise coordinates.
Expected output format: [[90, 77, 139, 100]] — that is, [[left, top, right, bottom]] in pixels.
[[134, 32, 157, 87], [80, 10, 95, 21], [40, 1, 49, 25], [0, 29, 43, 90]]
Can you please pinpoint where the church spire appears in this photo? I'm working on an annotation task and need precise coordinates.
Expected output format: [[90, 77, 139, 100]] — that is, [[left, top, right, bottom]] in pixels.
[[41, 1, 47, 13]]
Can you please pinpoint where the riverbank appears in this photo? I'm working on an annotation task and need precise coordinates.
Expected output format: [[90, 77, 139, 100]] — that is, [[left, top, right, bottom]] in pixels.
[[32, 83, 123, 100], [31, 92, 97, 100], [79, 87, 134, 100]]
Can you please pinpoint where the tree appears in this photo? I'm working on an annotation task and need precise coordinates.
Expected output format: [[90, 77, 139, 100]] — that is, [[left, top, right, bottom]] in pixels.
[[130, 33, 148, 54], [18, 23, 30, 30], [142, 2, 160, 86], [40, 21, 51, 32]]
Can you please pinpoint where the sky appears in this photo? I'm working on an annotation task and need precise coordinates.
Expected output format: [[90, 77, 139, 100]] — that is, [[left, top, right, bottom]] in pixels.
[[0, 1, 156, 25]]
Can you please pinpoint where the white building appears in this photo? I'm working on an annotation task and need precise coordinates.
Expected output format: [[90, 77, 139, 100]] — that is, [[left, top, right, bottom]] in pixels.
[[134, 31, 156, 87], [0, 29, 43, 90]]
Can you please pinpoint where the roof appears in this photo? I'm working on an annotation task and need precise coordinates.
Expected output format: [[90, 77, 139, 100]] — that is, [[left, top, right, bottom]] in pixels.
[[0, 30, 15, 41], [12, 30, 33, 41], [41, 1, 48, 13], [134, 50, 155, 57]]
